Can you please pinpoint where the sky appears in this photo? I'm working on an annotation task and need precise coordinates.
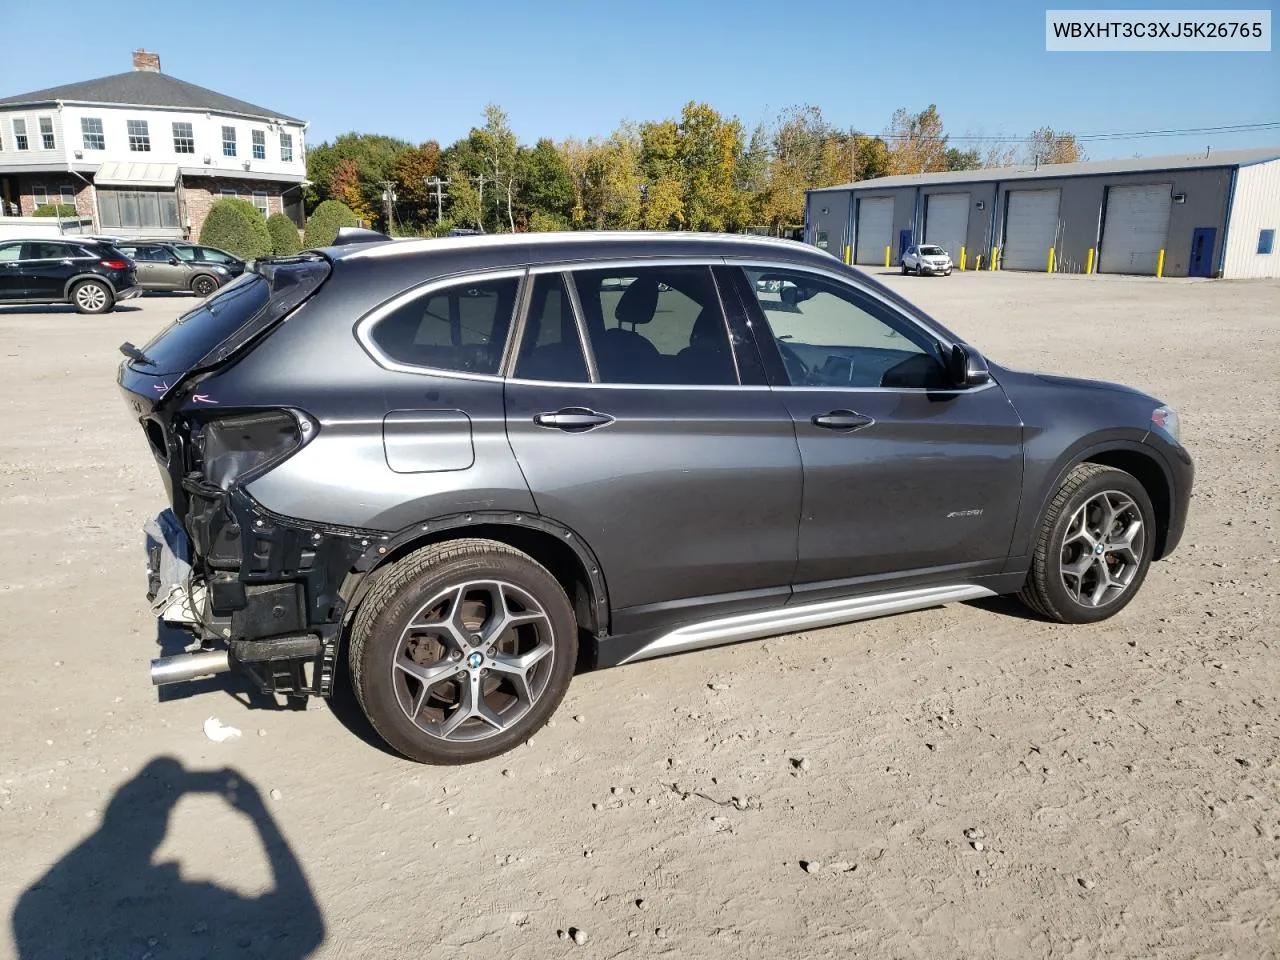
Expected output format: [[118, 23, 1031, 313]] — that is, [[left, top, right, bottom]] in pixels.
[[1, 0, 1276, 159]]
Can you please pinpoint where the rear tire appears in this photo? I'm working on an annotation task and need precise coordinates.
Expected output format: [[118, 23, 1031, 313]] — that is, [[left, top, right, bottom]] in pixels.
[[191, 274, 218, 297], [71, 279, 113, 314], [1017, 463, 1155, 623], [349, 538, 577, 764]]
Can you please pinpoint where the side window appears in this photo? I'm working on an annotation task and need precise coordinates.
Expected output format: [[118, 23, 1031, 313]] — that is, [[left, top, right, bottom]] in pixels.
[[21, 242, 71, 260], [173, 246, 196, 261], [368, 275, 519, 375], [513, 273, 588, 383], [742, 267, 948, 389], [200, 248, 235, 263], [0, 243, 21, 262], [570, 265, 737, 385]]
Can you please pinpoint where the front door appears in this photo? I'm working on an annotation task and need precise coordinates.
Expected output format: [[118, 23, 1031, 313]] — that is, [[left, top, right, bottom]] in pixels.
[[503, 264, 803, 636], [898, 228, 913, 264], [0, 241, 25, 298], [1188, 227, 1216, 278], [116, 243, 172, 288], [730, 264, 1024, 600]]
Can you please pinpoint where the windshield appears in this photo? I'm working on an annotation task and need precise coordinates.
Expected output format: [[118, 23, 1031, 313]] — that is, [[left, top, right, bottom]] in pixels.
[[133, 256, 330, 375], [920, 246, 946, 256]]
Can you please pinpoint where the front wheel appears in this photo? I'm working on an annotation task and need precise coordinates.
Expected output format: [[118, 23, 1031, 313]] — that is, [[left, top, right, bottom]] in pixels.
[[72, 279, 113, 314], [349, 539, 577, 764], [191, 274, 218, 297], [1018, 463, 1156, 623]]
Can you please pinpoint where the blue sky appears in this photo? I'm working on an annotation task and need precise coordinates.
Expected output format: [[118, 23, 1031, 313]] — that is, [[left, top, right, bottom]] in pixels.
[[1, 0, 1276, 158]]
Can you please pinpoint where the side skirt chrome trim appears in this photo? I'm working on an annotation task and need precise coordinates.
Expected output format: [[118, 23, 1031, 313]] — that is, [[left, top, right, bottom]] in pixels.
[[617, 584, 996, 665]]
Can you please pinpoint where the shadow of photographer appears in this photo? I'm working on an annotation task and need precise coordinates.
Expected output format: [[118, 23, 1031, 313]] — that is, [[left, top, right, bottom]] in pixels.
[[12, 757, 325, 959]]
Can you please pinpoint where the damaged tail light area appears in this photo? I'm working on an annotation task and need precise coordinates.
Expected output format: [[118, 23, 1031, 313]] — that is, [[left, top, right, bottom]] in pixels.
[[190, 409, 315, 490]]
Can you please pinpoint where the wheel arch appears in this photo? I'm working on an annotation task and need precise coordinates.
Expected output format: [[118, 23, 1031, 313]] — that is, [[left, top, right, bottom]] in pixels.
[[341, 511, 611, 661], [61, 273, 116, 299], [1027, 439, 1176, 562]]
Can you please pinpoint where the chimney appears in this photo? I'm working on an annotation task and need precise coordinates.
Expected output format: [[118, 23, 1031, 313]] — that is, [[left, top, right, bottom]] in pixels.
[[132, 49, 161, 72]]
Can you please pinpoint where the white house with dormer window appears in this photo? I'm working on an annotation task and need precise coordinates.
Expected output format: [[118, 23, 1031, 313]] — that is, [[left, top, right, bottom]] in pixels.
[[0, 49, 308, 239]]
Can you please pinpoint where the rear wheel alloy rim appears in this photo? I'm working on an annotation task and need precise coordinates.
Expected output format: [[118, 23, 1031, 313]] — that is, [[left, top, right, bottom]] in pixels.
[[76, 284, 106, 310], [194, 278, 214, 295], [391, 579, 554, 742], [1059, 491, 1145, 607]]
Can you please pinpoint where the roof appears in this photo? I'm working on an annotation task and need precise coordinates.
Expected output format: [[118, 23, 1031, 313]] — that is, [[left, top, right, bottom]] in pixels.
[[809, 146, 1280, 193], [337, 230, 822, 261], [0, 70, 302, 123]]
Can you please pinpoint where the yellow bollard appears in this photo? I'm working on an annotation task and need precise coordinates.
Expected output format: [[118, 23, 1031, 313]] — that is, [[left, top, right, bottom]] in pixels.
[[884, 246, 891, 268], [1086, 247, 1095, 274], [960, 246, 966, 271], [1156, 248, 1165, 278], [844, 245, 851, 265], [990, 246, 999, 271], [1047, 248, 1056, 273]]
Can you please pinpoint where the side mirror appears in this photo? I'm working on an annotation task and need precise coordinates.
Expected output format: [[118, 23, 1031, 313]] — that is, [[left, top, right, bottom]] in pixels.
[[168, 257, 181, 265], [949, 343, 991, 387]]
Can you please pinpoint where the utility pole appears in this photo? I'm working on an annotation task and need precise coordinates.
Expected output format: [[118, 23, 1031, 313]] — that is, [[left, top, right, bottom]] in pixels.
[[472, 173, 488, 231], [424, 175, 449, 224], [378, 180, 396, 232]]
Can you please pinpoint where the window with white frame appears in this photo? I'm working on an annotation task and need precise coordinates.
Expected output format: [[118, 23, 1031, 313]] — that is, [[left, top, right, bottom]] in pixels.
[[252, 130, 266, 160], [222, 126, 237, 157], [252, 190, 270, 217], [32, 185, 48, 208], [39, 117, 54, 150], [172, 121, 195, 154], [219, 188, 238, 198], [280, 131, 293, 162], [13, 119, 29, 150], [59, 185, 76, 208], [81, 117, 105, 150], [127, 119, 150, 152]]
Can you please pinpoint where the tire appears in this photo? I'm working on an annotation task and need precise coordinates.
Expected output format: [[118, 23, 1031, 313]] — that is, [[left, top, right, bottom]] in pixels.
[[1017, 463, 1156, 624], [191, 274, 218, 297], [71, 279, 113, 314], [901, 264, 909, 275], [349, 538, 578, 764]]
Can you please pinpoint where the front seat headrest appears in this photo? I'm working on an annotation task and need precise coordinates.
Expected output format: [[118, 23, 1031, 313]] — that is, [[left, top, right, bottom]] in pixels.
[[614, 276, 660, 326]]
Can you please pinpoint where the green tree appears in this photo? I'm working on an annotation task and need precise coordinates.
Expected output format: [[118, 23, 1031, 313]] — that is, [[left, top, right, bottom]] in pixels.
[[945, 147, 981, 171], [676, 102, 749, 232], [266, 212, 302, 255], [199, 198, 272, 259], [515, 138, 575, 228], [392, 141, 442, 225], [303, 199, 359, 248], [305, 131, 412, 226]]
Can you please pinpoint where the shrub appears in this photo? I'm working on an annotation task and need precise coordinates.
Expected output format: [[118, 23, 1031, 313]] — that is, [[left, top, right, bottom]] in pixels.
[[303, 199, 359, 248], [33, 203, 78, 217], [199, 198, 272, 260], [527, 210, 571, 233], [266, 212, 302, 256]]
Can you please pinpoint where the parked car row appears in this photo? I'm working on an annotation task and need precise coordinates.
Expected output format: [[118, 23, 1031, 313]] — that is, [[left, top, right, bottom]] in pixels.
[[0, 236, 245, 313]]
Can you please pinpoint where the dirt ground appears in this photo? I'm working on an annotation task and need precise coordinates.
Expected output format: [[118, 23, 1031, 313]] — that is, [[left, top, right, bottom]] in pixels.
[[1, 271, 1277, 960]]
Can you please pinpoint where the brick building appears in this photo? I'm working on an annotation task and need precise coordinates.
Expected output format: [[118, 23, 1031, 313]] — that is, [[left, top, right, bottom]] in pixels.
[[0, 50, 307, 239]]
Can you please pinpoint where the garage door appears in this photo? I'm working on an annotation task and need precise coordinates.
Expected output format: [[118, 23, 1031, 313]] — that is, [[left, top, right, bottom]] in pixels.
[[1002, 189, 1060, 271], [924, 193, 969, 261], [1099, 183, 1172, 275], [855, 197, 894, 265]]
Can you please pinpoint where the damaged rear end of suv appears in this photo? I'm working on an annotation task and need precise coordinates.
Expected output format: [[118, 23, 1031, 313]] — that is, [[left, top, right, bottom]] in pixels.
[[120, 251, 364, 698]]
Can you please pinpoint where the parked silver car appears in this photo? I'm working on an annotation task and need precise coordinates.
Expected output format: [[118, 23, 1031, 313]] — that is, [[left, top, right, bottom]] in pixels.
[[902, 244, 954, 276], [113, 241, 234, 297]]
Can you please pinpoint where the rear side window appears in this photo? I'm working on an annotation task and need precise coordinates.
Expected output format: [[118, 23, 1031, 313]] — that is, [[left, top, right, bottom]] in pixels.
[[513, 273, 588, 383], [368, 276, 519, 375], [570, 265, 737, 385]]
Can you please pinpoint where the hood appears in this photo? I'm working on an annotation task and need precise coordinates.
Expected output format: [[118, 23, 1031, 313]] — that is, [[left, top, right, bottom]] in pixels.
[[1029, 371, 1157, 402]]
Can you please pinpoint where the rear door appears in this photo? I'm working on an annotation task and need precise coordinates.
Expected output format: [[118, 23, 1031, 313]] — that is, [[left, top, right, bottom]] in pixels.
[[117, 243, 168, 288], [19, 241, 82, 299], [728, 263, 1024, 600], [503, 262, 803, 636]]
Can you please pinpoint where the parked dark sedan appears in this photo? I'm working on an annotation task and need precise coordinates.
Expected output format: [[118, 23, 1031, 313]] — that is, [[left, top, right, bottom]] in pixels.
[[0, 237, 139, 313], [150, 240, 246, 277], [119, 230, 1192, 764]]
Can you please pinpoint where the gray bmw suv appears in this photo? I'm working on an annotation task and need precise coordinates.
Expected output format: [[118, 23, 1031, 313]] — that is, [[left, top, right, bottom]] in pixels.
[[119, 230, 1192, 764]]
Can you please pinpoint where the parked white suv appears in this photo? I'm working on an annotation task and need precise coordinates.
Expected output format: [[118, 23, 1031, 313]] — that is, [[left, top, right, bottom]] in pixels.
[[902, 244, 953, 276]]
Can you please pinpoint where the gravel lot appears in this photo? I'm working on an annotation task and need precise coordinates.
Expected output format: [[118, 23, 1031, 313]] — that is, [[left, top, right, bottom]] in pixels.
[[1, 273, 1277, 959]]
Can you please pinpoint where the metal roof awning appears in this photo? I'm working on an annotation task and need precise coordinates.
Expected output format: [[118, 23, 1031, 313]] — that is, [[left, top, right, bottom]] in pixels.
[[93, 162, 179, 188]]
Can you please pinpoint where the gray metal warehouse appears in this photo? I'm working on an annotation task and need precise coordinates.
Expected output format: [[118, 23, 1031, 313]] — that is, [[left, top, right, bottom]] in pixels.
[[804, 146, 1280, 279]]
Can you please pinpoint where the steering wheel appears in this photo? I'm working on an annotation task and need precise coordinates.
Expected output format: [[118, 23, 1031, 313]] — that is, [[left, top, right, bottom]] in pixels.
[[776, 339, 810, 385]]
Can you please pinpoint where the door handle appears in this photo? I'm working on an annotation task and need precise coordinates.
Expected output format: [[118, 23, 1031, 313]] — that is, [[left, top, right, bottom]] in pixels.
[[812, 410, 875, 431], [533, 408, 614, 430]]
